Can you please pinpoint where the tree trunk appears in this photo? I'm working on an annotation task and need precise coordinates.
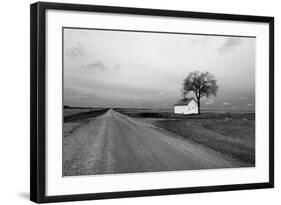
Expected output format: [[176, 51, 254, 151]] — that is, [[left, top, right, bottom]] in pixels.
[[197, 97, 200, 114]]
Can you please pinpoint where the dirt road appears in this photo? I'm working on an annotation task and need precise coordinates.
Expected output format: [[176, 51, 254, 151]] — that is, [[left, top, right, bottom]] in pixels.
[[63, 109, 240, 176]]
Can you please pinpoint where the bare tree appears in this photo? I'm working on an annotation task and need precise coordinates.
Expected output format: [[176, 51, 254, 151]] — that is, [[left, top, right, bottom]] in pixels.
[[182, 71, 218, 114]]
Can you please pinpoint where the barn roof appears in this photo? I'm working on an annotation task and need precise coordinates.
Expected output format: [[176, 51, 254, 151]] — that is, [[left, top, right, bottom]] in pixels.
[[174, 98, 196, 106]]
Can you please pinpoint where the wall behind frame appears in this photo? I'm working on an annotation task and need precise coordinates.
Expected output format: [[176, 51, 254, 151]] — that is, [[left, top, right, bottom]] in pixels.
[[0, 0, 279, 205]]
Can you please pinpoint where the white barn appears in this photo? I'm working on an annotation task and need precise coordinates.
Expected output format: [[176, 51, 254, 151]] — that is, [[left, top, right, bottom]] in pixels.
[[174, 98, 198, 115]]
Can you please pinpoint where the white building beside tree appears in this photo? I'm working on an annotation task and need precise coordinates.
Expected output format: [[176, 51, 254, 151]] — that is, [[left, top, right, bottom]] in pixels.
[[174, 98, 198, 115]]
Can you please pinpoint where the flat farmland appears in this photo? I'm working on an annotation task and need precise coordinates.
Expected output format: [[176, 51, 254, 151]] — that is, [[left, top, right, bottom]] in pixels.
[[64, 108, 106, 117], [63, 108, 255, 176], [63, 108, 108, 137], [115, 108, 255, 166]]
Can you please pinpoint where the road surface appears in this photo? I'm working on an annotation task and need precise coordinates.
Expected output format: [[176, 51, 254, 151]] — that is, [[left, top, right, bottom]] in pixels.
[[63, 109, 240, 176]]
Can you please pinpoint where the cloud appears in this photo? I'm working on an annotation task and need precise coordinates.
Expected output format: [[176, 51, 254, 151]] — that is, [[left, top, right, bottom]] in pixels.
[[83, 61, 107, 71], [157, 92, 178, 97], [65, 43, 88, 61], [134, 101, 144, 105], [65, 94, 86, 100], [83, 62, 122, 72], [218, 38, 242, 53], [157, 92, 165, 96], [161, 103, 170, 107], [223, 102, 230, 105], [83, 90, 95, 95], [114, 64, 121, 71]]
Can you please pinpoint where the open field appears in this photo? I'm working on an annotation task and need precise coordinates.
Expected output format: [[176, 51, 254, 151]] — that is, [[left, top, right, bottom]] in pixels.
[[64, 107, 108, 118], [64, 108, 93, 117], [114, 108, 255, 120], [115, 108, 255, 166], [63, 108, 109, 137], [63, 109, 243, 176], [64, 108, 108, 122], [63, 108, 255, 176]]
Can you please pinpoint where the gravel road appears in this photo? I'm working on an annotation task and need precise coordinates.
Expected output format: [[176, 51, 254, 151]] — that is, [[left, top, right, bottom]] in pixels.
[[63, 109, 240, 176]]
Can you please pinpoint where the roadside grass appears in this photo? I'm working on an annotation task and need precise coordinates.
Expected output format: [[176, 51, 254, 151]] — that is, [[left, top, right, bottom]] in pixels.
[[63, 107, 255, 165], [115, 108, 255, 166], [64, 108, 109, 122], [151, 118, 255, 166], [63, 108, 109, 137], [64, 121, 86, 137], [114, 108, 255, 120], [64, 108, 93, 117]]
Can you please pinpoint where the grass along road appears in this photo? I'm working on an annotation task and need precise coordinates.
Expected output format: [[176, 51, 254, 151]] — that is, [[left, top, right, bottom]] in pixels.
[[145, 118, 255, 166], [63, 109, 242, 176]]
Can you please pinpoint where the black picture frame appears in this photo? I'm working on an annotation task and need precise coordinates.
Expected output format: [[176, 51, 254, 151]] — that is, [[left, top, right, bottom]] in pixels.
[[30, 2, 274, 203]]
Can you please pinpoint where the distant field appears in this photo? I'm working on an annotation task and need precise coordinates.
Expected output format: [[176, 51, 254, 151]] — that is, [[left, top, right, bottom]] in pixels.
[[64, 108, 106, 117], [63, 107, 255, 166], [64, 108, 108, 121], [114, 108, 255, 120], [63, 108, 109, 137], [115, 108, 255, 166], [64, 108, 93, 117]]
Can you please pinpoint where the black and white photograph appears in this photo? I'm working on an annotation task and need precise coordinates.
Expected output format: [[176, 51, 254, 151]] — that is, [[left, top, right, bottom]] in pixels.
[[28, 1, 274, 203], [63, 28, 256, 176]]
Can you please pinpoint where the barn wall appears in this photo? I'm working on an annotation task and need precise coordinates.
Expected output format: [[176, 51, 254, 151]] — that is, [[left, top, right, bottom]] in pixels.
[[189, 100, 198, 114], [174, 100, 198, 114], [174, 105, 188, 114]]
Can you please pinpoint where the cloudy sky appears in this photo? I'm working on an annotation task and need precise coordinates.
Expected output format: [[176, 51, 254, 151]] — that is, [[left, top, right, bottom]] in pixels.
[[64, 28, 255, 110]]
